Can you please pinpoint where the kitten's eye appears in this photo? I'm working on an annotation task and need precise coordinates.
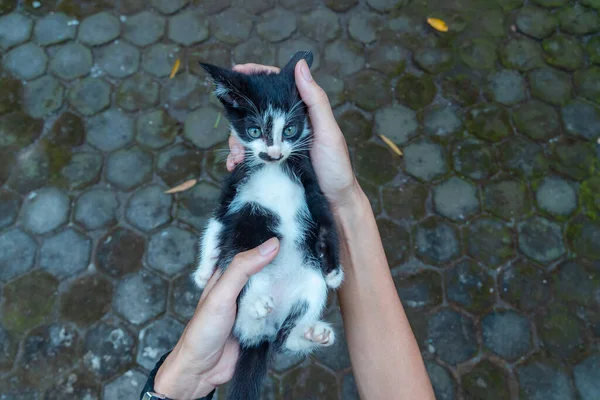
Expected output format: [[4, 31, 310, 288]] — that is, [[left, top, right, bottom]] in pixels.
[[247, 127, 262, 138], [283, 125, 297, 137]]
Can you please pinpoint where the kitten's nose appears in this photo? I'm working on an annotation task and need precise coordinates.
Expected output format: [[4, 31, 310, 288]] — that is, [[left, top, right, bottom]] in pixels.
[[267, 146, 282, 159]]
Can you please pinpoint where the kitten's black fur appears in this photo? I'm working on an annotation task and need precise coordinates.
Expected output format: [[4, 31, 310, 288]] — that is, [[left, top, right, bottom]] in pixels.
[[197, 52, 341, 400]]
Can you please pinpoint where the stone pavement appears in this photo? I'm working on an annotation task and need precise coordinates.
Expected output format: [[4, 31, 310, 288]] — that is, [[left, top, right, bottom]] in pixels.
[[0, 0, 600, 398]]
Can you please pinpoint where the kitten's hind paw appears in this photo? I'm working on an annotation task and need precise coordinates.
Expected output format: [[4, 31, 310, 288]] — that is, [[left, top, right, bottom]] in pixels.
[[252, 295, 275, 319], [304, 322, 335, 346], [325, 267, 344, 289]]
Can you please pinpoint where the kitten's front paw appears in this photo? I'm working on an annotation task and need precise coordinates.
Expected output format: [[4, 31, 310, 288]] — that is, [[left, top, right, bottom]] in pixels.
[[193, 268, 213, 289], [304, 322, 335, 346], [252, 296, 275, 319], [325, 267, 344, 289]]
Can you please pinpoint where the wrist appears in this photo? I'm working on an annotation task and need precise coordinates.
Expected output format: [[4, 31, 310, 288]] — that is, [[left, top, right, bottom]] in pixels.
[[154, 348, 212, 400], [332, 179, 371, 228]]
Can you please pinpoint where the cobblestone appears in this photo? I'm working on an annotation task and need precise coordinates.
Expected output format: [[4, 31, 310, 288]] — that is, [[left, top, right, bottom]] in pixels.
[[40, 228, 91, 279], [0, 228, 37, 282], [50, 43, 92, 82], [83, 320, 135, 379], [0, 13, 32, 50], [125, 185, 172, 231], [113, 270, 167, 325], [147, 227, 196, 276], [86, 109, 134, 151], [96, 228, 145, 277], [74, 189, 119, 230], [433, 177, 479, 221], [404, 140, 448, 182], [68, 77, 111, 116], [21, 187, 70, 235], [33, 13, 75, 45], [98, 42, 140, 78], [446, 258, 495, 313], [78, 12, 120, 46], [137, 317, 185, 370], [106, 146, 153, 191], [428, 309, 478, 364], [124, 11, 165, 46], [23, 75, 64, 118], [4, 43, 47, 80]]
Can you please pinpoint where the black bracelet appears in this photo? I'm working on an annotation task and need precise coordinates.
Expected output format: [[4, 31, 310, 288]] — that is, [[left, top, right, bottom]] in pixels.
[[140, 350, 215, 400]]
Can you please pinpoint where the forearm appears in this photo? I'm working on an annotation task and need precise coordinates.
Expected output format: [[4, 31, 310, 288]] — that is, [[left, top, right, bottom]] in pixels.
[[334, 183, 434, 400]]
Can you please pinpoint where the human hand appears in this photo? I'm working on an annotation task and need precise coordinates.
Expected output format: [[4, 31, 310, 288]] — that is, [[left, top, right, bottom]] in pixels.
[[227, 62, 359, 211], [154, 238, 280, 399]]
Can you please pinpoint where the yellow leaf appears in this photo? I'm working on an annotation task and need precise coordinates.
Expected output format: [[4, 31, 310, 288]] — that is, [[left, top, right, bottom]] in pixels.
[[379, 134, 403, 157], [427, 18, 449, 32], [214, 112, 222, 129], [165, 179, 197, 194], [169, 58, 181, 79]]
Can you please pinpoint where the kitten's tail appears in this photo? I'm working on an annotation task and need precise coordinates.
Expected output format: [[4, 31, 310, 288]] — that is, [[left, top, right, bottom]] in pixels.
[[227, 341, 270, 400]]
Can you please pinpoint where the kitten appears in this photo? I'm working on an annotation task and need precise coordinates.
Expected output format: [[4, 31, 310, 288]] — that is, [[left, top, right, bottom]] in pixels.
[[194, 51, 343, 400]]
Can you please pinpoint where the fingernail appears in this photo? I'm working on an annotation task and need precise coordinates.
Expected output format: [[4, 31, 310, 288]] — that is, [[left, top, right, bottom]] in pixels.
[[259, 238, 279, 256], [300, 61, 312, 82]]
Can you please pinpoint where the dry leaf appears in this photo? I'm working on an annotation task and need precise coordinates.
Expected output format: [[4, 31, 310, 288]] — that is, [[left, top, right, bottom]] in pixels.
[[165, 179, 197, 194], [427, 18, 449, 32], [379, 134, 403, 156], [597, 137, 600, 144], [169, 58, 181, 79], [214, 112, 222, 129]]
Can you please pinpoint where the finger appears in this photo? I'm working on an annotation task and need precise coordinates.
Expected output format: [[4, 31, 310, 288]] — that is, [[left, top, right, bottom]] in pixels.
[[199, 269, 223, 303], [233, 63, 280, 75], [206, 238, 279, 306]]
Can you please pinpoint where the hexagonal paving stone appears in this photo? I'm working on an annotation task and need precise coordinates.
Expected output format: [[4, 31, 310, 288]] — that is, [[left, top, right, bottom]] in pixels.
[[587, 36, 600, 65], [98, 42, 140, 78], [60, 274, 112, 325], [433, 177, 479, 222], [83, 320, 135, 380], [414, 217, 460, 265], [104, 370, 147, 400], [136, 109, 178, 149], [354, 142, 398, 185], [177, 181, 220, 231], [466, 103, 512, 142], [561, 99, 600, 141], [171, 273, 202, 321], [395, 74, 436, 110], [445, 258, 495, 313], [535, 176, 577, 219], [256, 8, 296, 42], [574, 354, 600, 400], [1, 270, 58, 333], [452, 139, 497, 181], [513, 100, 560, 141], [485, 69, 527, 106], [298, 8, 340, 42], [567, 217, 600, 261], [96, 228, 145, 277], [74, 189, 119, 230], [116, 74, 160, 111], [441, 75, 480, 106], [500, 260, 549, 312], [459, 38, 497, 70], [425, 361, 456, 400], [47, 110, 85, 147], [501, 136, 550, 178], [157, 144, 203, 186], [0, 322, 17, 371], [40, 228, 91, 279], [114, 270, 168, 325], [372, 105, 416, 146], [106, 147, 153, 191], [60, 152, 103, 189], [558, 3, 600, 35], [465, 218, 514, 267], [233, 37, 275, 66], [483, 310, 531, 360], [22, 75, 64, 118], [500, 37, 544, 71], [382, 181, 428, 222], [348, 12, 380, 44], [394, 270, 443, 309], [0, 13, 33, 49], [518, 216, 566, 264], [516, 6, 558, 39], [183, 107, 230, 149], [377, 218, 410, 266], [528, 67, 573, 106], [0, 228, 36, 282], [0, 189, 19, 229], [542, 34, 584, 71], [422, 106, 462, 141], [45, 372, 100, 400], [151, 0, 188, 14], [575, 68, 600, 104], [0, 76, 21, 116], [213, 9, 253, 45], [125, 185, 172, 232], [346, 70, 392, 112], [324, 40, 365, 76], [336, 109, 372, 146], [124, 11, 164, 46], [6, 145, 50, 194], [147, 227, 197, 276], [518, 360, 574, 400], [428, 309, 477, 365], [167, 10, 208, 46], [278, 38, 321, 70], [4, 43, 46, 80], [413, 47, 452, 74], [188, 42, 231, 76], [404, 139, 448, 182], [367, 0, 406, 11], [21, 187, 70, 235], [164, 73, 208, 110], [49, 43, 92, 80], [483, 179, 530, 221], [78, 12, 120, 46], [282, 363, 338, 399], [537, 303, 587, 361], [0, 112, 43, 152], [137, 317, 185, 370], [143, 44, 181, 77], [553, 260, 600, 307], [552, 137, 596, 181], [68, 77, 111, 116], [33, 12, 75, 45], [368, 41, 410, 75], [22, 322, 80, 384], [462, 360, 510, 400], [87, 109, 134, 151]]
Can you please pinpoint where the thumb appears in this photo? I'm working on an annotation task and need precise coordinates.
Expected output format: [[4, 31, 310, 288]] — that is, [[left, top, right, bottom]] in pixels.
[[207, 238, 280, 305]]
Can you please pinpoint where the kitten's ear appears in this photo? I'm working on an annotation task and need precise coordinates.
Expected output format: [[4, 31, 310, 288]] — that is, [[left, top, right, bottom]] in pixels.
[[281, 51, 313, 75], [199, 62, 247, 109]]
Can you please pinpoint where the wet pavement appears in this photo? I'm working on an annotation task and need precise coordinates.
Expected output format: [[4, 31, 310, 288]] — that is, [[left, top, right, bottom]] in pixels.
[[0, 0, 599, 399]]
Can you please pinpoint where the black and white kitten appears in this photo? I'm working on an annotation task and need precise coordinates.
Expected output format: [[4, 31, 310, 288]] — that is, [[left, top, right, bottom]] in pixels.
[[194, 52, 343, 400]]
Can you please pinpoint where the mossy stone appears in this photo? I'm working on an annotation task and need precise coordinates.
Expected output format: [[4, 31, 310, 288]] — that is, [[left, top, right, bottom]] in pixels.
[[567, 217, 600, 261], [0, 77, 21, 116], [345, 70, 392, 111], [0, 0, 17, 14], [513, 100, 561, 141], [500, 136, 550, 178], [1, 271, 58, 333], [580, 175, 600, 220], [528, 67, 573, 106], [515, 6, 558, 39], [60, 274, 113, 326], [336, 109, 372, 147], [497, 0, 524, 10], [537, 303, 587, 362], [500, 260, 549, 312], [394, 270, 443, 309], [466, 103, 512, 142], [499, 38, 544, 71], [381, 181, 428, 222], [558, 4, 600, 35], [204, 147, 229, 183], [442, 75, 480, 106], [282, 364, 338, 399], [56, 0, 113, 18], [47, 112, 85, 148], [574, 68, 600, 104], [452, 138, 497, 180], [553, 261, 600, 307], [395, 74, 437, 110], [413, 48, 453, 74], [376, 218, 410, 266], [484, 179, 531, 221], [0, 112, 44, 152], [354, 142, 398, 185], [551, 137, 596, 181], [462, 360, 510, 400], [445, 258, 495, 314], [542, 34, 584, 71], [586, 36, 600, 65], [583, 0, 600, 9], [459, 38, 497, 70], [465, 218, 515, 267], [531, 0, 568, 7], [6, 145, 50, 194]]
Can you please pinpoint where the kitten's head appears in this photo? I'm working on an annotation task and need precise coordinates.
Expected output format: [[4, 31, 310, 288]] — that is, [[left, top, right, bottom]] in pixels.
[[200, 51, 314, 165]]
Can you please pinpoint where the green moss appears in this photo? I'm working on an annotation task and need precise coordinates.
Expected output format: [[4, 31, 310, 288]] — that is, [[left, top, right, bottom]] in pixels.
[[395, 74, 437, 110], [56, 0, 112, 18], [0, 78, 22, 116], [466, 103, 513, 142], [442, 75, 480, 106], [463, 360, 510, 400], [0, 0, 17, 14]]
